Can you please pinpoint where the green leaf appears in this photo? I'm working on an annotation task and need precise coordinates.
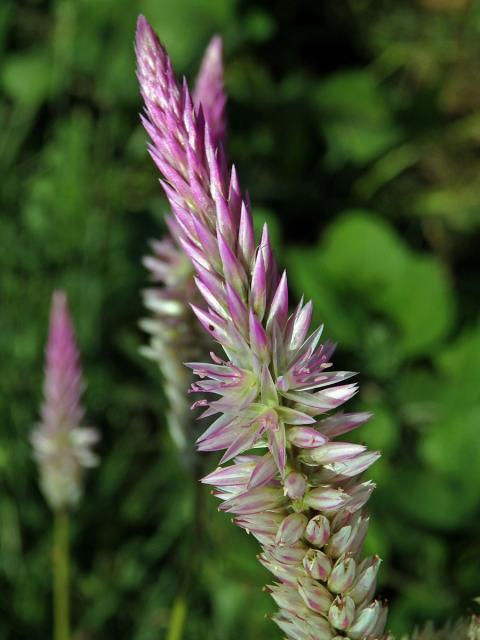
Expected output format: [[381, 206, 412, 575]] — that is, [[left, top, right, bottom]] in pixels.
[[314, 70, 400, 168], [388, 467, 479, 529], [286, 245, 359, 346], [379, 256, 455, 357], [319, 210, 409, 291], [2, 50, 54, 107]]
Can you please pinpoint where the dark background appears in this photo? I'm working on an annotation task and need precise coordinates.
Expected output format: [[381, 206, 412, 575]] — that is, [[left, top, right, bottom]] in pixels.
[[1, 0, 480, 638]]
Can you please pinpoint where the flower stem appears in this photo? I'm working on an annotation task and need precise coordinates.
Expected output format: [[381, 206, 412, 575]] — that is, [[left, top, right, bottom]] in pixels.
[[166, 594, 187, 640], [53, 509, 70, 640]]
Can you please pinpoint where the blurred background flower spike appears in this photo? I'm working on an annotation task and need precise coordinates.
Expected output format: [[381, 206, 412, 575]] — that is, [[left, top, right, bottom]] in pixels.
[[31, 290, 99, 640]]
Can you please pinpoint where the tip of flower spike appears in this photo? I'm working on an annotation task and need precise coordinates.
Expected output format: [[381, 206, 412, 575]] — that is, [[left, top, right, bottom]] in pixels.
[[135, 14, 157, 49], [52, 289, 67, 309]]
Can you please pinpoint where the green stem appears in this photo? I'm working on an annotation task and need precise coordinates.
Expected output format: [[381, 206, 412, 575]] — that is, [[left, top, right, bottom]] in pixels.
[[166, 594, 187, 640], [53, 509, 70, 640]]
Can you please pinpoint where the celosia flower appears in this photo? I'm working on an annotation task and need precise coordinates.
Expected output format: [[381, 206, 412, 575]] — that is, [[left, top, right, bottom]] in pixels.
[[31, 291, 99, 510], [136, 15, 387, 639], [140, 33, 227, 456]]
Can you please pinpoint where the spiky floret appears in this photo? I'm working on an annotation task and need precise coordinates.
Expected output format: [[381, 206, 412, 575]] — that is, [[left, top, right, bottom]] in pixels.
[[140, 34, 227, 455], [31, 291, 99, 510], [136, 15, 387, 639]]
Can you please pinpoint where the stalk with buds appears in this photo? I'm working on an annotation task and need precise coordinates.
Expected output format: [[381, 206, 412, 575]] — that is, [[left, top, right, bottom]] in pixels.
[[31, 290, 99, 640], [136, 16, 388, 639]]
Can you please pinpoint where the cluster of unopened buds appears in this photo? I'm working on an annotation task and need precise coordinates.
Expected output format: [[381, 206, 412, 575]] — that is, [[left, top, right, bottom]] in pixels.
[[135, 14, 388, 639]]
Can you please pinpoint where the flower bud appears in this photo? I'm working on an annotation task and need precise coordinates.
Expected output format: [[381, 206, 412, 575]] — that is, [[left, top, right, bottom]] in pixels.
[[259, 552, 305, 586], [298, 578, 333, 615], [219, 485, 285, 515], [248, 454, 278, 489], [272, 542, 307, 565], [268, 583, 305, 614], [345, 480, 375, 513], [276, 512, 308, 546], [284, 471, 307, 499], [305, 514, 330, 547], [370, 603, 388, 639], [328, 554, 356, 593], [327, 523, 353, 559], [287, 426, 328, 448], [303, 548, 332, 581], [305, 486, 345, 512], [328, 596, 355, 631], [301, 442, 366, 465], [347, 556, 381, 605], [348, 600, 382, 639]]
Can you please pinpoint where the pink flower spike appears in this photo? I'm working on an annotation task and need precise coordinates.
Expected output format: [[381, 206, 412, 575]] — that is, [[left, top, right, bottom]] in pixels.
[[31, 291, 99, 510], [135, 21, 387, 636]]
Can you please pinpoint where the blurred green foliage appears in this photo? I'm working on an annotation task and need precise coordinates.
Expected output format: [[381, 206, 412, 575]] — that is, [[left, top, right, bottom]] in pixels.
[[1, 0, 480, 638]]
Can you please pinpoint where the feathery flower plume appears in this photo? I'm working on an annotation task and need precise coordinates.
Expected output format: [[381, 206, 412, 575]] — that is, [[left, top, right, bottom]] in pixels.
[[141, 34, 227, 455], [136, 16, 387, 639], [32, 291, 99, 510]]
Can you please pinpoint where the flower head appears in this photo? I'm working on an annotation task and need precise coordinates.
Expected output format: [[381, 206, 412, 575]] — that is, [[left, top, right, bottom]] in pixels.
[[31, 291, 99, 510], [136, 16, 387, 639]]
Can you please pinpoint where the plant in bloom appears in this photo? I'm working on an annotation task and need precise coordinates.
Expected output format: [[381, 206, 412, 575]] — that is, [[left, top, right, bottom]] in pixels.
[[136, 15, 388, 639], [141, 35, 226, 457], [32, 290, 99, 511]]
